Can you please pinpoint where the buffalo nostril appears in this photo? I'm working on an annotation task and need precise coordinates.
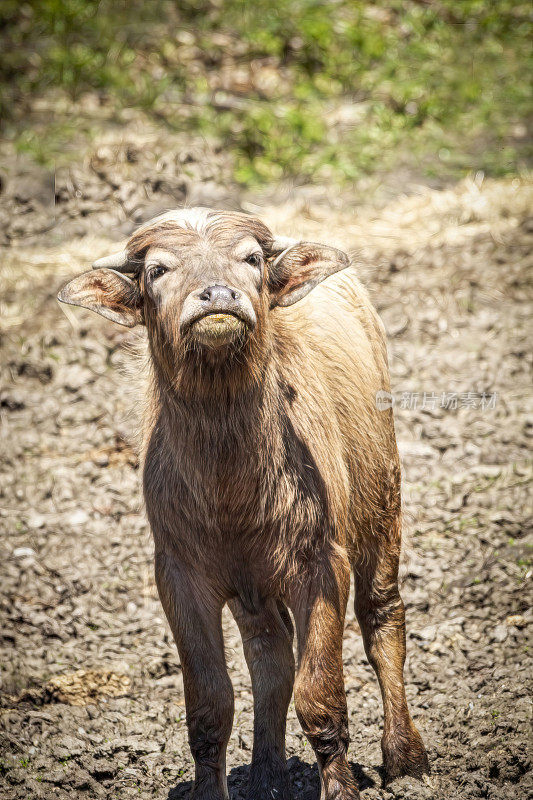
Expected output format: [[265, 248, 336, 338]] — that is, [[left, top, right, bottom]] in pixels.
[[198, 285, 240, 305]]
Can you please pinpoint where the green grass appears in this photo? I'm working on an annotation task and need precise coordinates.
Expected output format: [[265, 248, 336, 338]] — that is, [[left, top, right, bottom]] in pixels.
[[1, 0, 531, 184]]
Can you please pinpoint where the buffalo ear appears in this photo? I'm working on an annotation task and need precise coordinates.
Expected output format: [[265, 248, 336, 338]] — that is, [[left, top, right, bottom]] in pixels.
[[57, 269, 143, 327], [268, 242, 350, 308]]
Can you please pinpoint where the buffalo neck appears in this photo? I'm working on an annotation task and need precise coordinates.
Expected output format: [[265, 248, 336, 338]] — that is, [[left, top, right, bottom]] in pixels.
[[151, 351, 285, 473]]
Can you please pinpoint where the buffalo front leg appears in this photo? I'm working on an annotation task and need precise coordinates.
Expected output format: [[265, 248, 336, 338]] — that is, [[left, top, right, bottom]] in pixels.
[[155, 551, 234, 800], [353, 518, 429, 783], [291, 565, 359, 800], [229, 596, 295, 800]]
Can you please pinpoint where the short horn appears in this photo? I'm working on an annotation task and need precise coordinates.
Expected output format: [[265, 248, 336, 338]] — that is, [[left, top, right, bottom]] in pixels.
[[92, 250, 130, 271], [270, 235, 298, 254]]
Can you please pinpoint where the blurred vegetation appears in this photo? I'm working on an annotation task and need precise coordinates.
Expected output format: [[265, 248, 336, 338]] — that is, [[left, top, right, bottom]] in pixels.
[[1, 0, 531, 184]]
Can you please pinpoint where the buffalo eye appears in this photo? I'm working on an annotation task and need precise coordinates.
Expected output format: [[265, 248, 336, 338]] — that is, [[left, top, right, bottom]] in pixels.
[[245, 252, 262, 268], [148, 265, 169, 281]]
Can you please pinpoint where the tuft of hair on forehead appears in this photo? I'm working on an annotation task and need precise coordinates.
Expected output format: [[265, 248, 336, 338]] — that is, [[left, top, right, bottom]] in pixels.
[[126, 207, 274, 264]]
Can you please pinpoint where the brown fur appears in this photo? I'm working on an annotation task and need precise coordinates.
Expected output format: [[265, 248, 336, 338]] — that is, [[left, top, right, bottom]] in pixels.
[[58, 208, 429, 800]]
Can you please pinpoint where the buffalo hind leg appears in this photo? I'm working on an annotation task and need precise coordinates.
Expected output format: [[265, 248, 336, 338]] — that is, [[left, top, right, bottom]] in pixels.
[[155, 551, 233, 800], [291, 566, 359, 800], [229, 596, 295, 800], [353, 519, 429, 783]]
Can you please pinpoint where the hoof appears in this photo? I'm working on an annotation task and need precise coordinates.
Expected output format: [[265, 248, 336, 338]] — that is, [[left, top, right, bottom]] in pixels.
[[322, 762, 360, 799], [190, 777, 229, 800], [323, 782, 360, 800], [190, 790, 228, 800], [246, 757, 293, 800], [382, 726, 430, 784]]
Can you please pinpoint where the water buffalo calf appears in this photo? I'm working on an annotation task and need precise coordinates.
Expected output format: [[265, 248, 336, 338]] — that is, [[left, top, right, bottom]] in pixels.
[[58, 208, 429, 800]]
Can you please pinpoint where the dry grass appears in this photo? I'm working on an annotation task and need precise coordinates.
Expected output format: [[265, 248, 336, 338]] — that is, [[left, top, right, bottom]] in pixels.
[[257, 175, 533, 258]]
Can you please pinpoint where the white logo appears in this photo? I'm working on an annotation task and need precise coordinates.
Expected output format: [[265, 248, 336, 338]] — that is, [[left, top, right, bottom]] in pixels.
[[375, 390, 394, 411]]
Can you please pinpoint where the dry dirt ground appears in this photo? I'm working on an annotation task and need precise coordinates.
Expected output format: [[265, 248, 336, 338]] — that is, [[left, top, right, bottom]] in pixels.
[[0, 144, 532, 799]]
